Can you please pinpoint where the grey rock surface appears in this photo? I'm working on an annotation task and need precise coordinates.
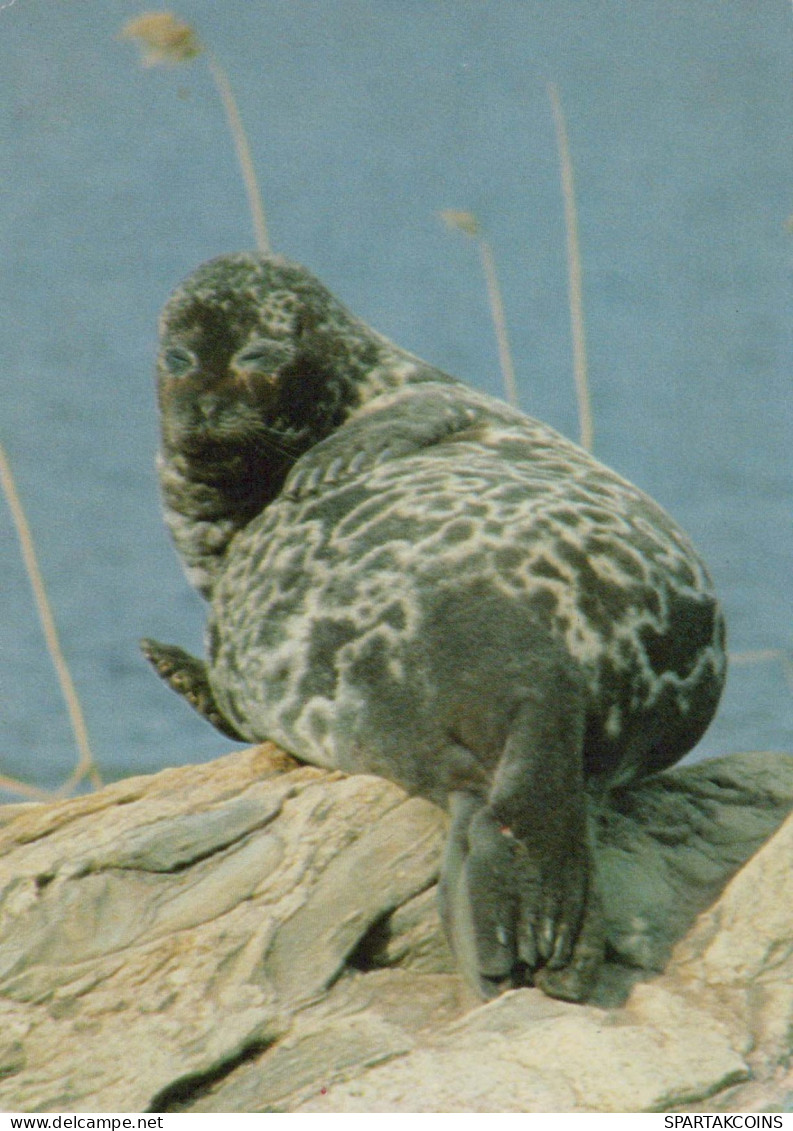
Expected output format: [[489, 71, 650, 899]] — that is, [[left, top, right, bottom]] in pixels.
[[0, 745, 791, 1113]]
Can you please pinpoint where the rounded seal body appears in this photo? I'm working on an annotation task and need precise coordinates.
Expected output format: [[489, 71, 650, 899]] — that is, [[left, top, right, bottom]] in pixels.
[[148, 252, 726, 1000]]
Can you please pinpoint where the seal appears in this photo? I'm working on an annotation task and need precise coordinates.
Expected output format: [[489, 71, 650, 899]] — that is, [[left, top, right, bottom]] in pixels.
[[142, 252, 727, 1001]]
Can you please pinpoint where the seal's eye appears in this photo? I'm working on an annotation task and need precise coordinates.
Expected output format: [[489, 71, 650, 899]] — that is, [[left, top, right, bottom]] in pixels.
[[234, 339, 292, 372], [162, 346, 196, 377]]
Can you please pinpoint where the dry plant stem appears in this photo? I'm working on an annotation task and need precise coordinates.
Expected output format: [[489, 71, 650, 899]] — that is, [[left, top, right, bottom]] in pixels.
[[548, 82, 594, 452], [207, 52, 270, 255], [0, 441, 102, 794], [478, 236, 519, 408], [0, 773, 54, 803]]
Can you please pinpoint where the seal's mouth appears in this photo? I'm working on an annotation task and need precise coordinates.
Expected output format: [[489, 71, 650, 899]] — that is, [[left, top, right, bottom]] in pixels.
[[165, 408, 311, 472]]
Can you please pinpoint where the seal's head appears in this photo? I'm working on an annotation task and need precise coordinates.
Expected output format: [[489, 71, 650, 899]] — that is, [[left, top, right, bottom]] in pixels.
[[154, 252, 449, 594], [156, 253, 390, 479]]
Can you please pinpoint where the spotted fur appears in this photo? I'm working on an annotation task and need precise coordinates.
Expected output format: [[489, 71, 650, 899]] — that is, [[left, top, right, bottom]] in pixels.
[[144, 252, 727, 1001]]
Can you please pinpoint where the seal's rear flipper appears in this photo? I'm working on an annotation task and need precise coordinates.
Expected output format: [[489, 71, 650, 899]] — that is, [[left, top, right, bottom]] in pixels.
[[140, 638, 247, 742]]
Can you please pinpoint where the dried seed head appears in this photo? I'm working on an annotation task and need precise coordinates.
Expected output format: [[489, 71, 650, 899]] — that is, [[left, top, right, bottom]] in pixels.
[[440, 210, 481, 238], [119, 11, 203, 67]]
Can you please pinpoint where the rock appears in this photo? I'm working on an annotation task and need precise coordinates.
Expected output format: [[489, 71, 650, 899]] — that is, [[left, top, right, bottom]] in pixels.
[[293, 985, 748, 1113], [665, 802, 793, 1082], [0, 744, 792, 1113], [595, 753, 793, 978]]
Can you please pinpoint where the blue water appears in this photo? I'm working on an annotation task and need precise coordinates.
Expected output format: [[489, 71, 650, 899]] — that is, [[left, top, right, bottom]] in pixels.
[[1, 1, 791, 794]]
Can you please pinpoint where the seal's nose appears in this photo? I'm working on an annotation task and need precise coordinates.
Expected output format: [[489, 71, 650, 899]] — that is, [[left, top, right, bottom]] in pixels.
[[195, 392, 224, 425]]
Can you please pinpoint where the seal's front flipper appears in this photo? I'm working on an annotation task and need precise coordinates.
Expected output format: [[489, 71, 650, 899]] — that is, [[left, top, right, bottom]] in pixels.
[[532, 883, 604, 1003], [492, 698, 603, 1000], [438, 792, 517, 998], [439, 694, 604, 1002], [439, 789, 602, 1002], [140, 638, 246, 741]]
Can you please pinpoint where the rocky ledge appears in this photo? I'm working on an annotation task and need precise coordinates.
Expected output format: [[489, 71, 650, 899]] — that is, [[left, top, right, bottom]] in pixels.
[[1, 745, 792, 1113]]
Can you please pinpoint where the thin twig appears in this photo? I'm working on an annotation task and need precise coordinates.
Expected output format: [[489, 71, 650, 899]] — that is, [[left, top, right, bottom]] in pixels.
[[548, 83, 593, 451], [478, 236, 519, 408], [121, 16, 272, 251], [0, 773, 54, 802], [206, 52, 270, 255], [0, 441, 102, 792], [440, 211, 519, 407]]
